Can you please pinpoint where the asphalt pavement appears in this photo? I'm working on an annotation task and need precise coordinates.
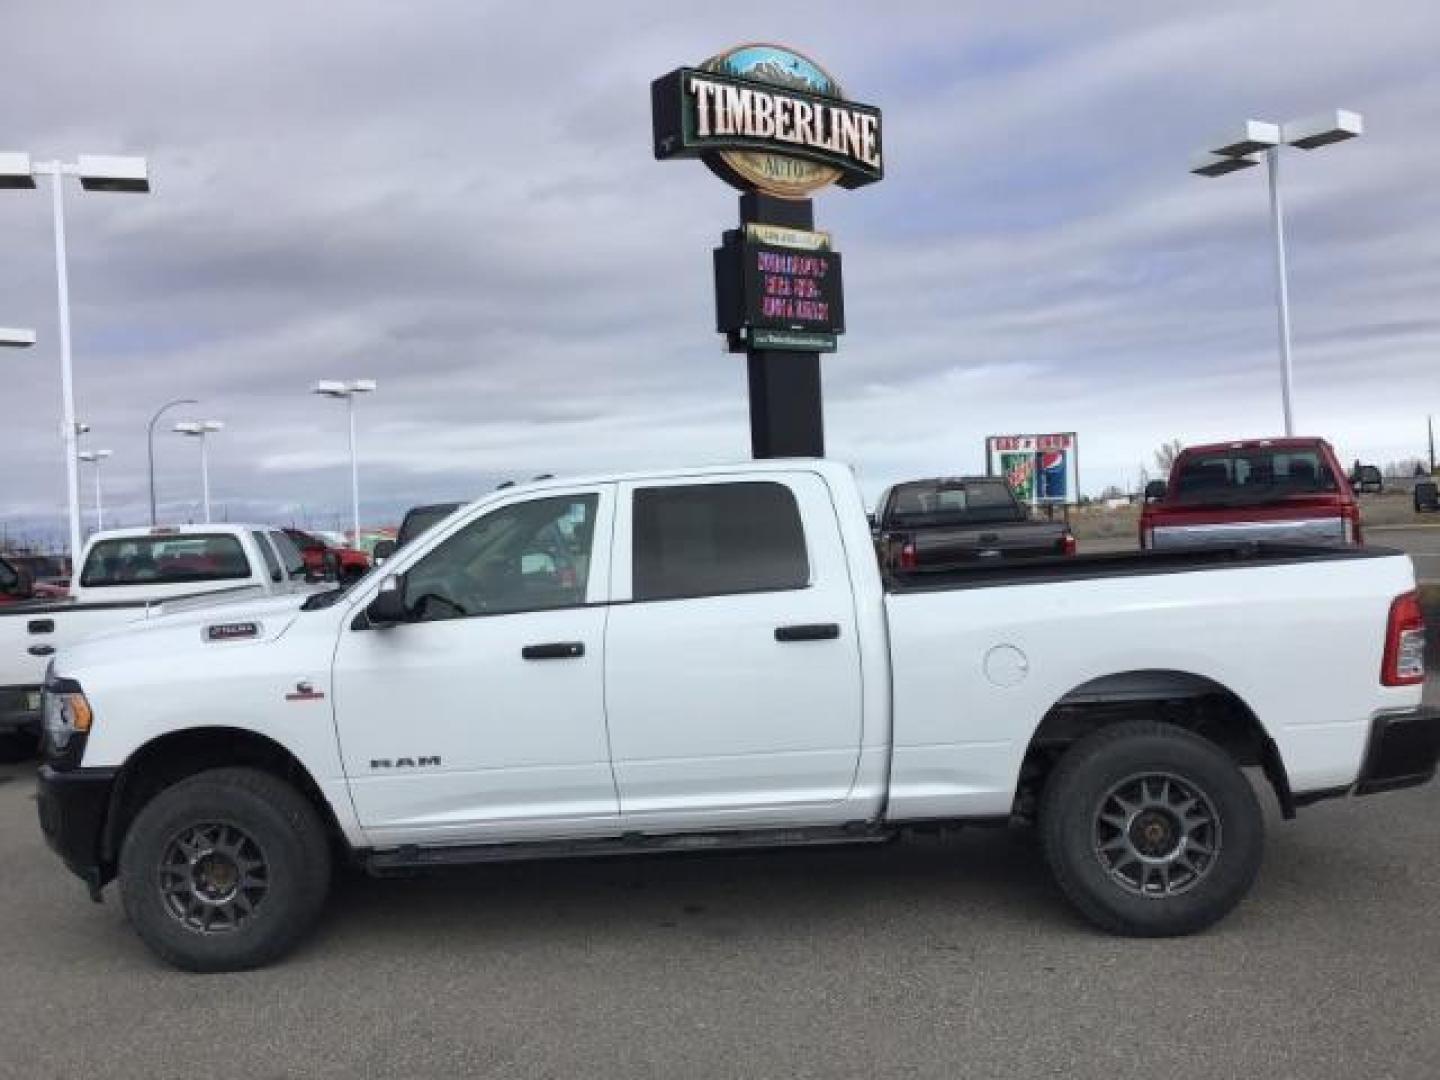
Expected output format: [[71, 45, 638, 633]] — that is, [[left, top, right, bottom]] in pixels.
[[1368, 524, 1440, 582], [3, 687, 1440, 1078]]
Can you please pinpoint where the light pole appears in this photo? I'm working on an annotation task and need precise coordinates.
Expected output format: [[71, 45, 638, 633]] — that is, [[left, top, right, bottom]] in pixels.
[[77, 449, 112, 533], [148, 398, 198, 525], [1, 152, 150, 563], [312, 380, 377, 543], [1191, 110, 1362, 436], [173, 421, 224, 523]]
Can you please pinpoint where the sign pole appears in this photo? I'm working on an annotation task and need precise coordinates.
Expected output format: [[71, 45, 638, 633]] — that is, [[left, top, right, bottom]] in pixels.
[[739, 193, 823, 459], [652, 44, 882, 462]]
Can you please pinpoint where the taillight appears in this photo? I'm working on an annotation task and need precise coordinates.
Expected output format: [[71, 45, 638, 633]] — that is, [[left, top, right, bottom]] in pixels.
[[1381, 590, 1426, 686], [899, 541, 917, 571], [1342, 503, 1363, 545], [1062, 532, 1077, 557]]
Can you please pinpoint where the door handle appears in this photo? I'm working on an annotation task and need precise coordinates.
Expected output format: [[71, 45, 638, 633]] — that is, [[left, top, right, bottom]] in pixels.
[[28, 645, 55, 657], [28, 619, 55, 634], [774, 623, 841, 642], [521, 642, 586, 660]]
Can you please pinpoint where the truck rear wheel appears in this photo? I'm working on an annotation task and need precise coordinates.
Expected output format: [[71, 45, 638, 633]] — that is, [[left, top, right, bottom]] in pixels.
[[118, 767, 331, 972], [1039, 721, 1263, 936]]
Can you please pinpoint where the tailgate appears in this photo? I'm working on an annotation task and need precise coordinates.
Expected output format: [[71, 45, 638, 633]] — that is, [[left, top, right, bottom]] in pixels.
[[1152, 515, 1345, 549], [913, 522, 1067, 563]]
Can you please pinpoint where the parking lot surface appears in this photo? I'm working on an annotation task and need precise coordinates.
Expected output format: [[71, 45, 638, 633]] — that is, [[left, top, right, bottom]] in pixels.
[[2, 679, 1438, 1080]]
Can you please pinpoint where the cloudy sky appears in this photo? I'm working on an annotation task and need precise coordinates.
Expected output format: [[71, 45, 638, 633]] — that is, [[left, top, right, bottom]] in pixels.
[[3, 1, 1438, 542]]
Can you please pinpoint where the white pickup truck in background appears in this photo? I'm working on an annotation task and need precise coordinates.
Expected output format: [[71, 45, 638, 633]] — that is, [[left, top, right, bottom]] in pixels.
[[1, 525, 318, 754], [33, 459, 1439, 971]]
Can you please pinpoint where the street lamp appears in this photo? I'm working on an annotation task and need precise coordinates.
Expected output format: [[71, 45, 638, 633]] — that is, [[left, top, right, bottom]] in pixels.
[[1191, 110, 1362, 436], [1, 327, 37, 348], [147, 397, 198, 525], [312, 379, 377, 543], [1, 151, 150, 563], [173, 420, 224, 523], [77, 449, 112, 533]]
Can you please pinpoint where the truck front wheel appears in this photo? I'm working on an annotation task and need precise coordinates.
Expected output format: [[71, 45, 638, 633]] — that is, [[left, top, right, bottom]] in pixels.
[[118, 767, 332, 972], [1039, 721, 1264, 936]]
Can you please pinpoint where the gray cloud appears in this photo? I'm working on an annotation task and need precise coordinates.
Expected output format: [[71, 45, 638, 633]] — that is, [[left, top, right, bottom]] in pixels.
[[3, 0, 1439, 547]]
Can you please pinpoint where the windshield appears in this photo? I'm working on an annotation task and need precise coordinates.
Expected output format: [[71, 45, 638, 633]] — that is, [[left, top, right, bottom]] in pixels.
[[79, 534, 251, 588], [1171, 448, 1337, 505], [884, 481, 1023, 527]]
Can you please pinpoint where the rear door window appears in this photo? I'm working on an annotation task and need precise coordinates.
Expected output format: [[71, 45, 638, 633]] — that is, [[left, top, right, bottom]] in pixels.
[[632, 482, 809, 601]]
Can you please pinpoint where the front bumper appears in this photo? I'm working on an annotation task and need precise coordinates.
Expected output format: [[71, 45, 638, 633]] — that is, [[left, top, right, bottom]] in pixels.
[[36, 765, 117, 896], [1354, 707, 1440, 796]]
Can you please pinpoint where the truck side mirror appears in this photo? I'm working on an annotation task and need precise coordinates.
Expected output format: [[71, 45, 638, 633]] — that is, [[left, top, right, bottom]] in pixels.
[[1144, 480, 1168, 503], [365, 576, 409, 627], [372, 539, 397, 564]]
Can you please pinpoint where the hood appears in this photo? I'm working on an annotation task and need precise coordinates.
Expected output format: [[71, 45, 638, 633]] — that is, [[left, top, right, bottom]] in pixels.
[[59, 592, 312, 670]]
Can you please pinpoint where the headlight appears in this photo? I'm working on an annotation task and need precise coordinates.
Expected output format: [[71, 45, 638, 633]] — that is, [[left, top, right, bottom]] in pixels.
[[42, 678, 93, 754]]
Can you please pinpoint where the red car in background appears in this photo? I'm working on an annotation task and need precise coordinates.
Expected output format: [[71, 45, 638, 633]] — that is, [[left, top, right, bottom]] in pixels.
[[282, 528, 371, 582], [1140, 437, 1361, 549], [0, 556, 31, 605], [0, 554, 69, 601]]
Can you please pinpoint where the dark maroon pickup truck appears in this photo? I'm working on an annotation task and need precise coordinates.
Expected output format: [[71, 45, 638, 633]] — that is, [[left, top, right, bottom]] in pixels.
[[873, 477, 1075, 572]]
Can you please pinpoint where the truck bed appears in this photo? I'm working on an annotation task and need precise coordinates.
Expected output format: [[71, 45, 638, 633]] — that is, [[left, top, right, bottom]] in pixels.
[[886, 541, 1395, 593]]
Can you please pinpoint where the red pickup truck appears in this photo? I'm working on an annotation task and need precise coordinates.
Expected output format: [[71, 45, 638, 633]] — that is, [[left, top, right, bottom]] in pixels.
[[282, 528, 371, 583], [0, 556, 31, 605], [1141, 437, 1361, 550]]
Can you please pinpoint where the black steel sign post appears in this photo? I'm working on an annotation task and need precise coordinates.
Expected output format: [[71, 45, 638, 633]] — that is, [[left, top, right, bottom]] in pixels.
[[652, 44, 883, 458]]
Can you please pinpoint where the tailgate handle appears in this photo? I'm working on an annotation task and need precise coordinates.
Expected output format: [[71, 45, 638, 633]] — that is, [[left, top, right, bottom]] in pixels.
[[521, 642, 585, 660], [28, 619, 55, 634], [775, 623, 841, 643], [28, 645, 55, 657]]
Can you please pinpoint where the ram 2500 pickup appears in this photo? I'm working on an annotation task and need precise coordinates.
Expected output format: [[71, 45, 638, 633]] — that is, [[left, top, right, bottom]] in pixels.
[[2, 525, 318, 753], [35, 460, 1439, 971]]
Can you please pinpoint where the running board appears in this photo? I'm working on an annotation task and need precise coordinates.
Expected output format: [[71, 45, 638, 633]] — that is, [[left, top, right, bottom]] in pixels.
[[364, 822, 892, 874]]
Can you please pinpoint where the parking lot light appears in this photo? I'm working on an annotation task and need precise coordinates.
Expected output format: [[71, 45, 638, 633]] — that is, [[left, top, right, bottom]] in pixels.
[[147, 397, 199, 525], [173, 420, 224, 523], [311, 380, 378, 544], [1190, 153, 1260, 178], [0, 149, 152, 564], [1190, 110, 1363, 436], [1, 327, 37, 347], [1206, 120, 1281, 158], [77, 449, 112, 532], [1283, 110, 1363, 150]]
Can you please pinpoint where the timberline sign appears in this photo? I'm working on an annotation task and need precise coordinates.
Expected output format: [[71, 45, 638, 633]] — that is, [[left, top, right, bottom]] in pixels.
[[652, 43, 884, 199]]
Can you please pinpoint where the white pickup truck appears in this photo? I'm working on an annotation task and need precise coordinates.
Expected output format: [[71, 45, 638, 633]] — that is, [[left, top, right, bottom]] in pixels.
[[34, 460, 1439, 971], [1, 525, 318, 753]]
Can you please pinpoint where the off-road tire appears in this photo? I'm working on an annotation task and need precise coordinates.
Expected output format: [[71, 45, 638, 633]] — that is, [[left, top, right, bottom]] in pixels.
[[118, 767, 331, 972], [1040, 721, 1264, 936]]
